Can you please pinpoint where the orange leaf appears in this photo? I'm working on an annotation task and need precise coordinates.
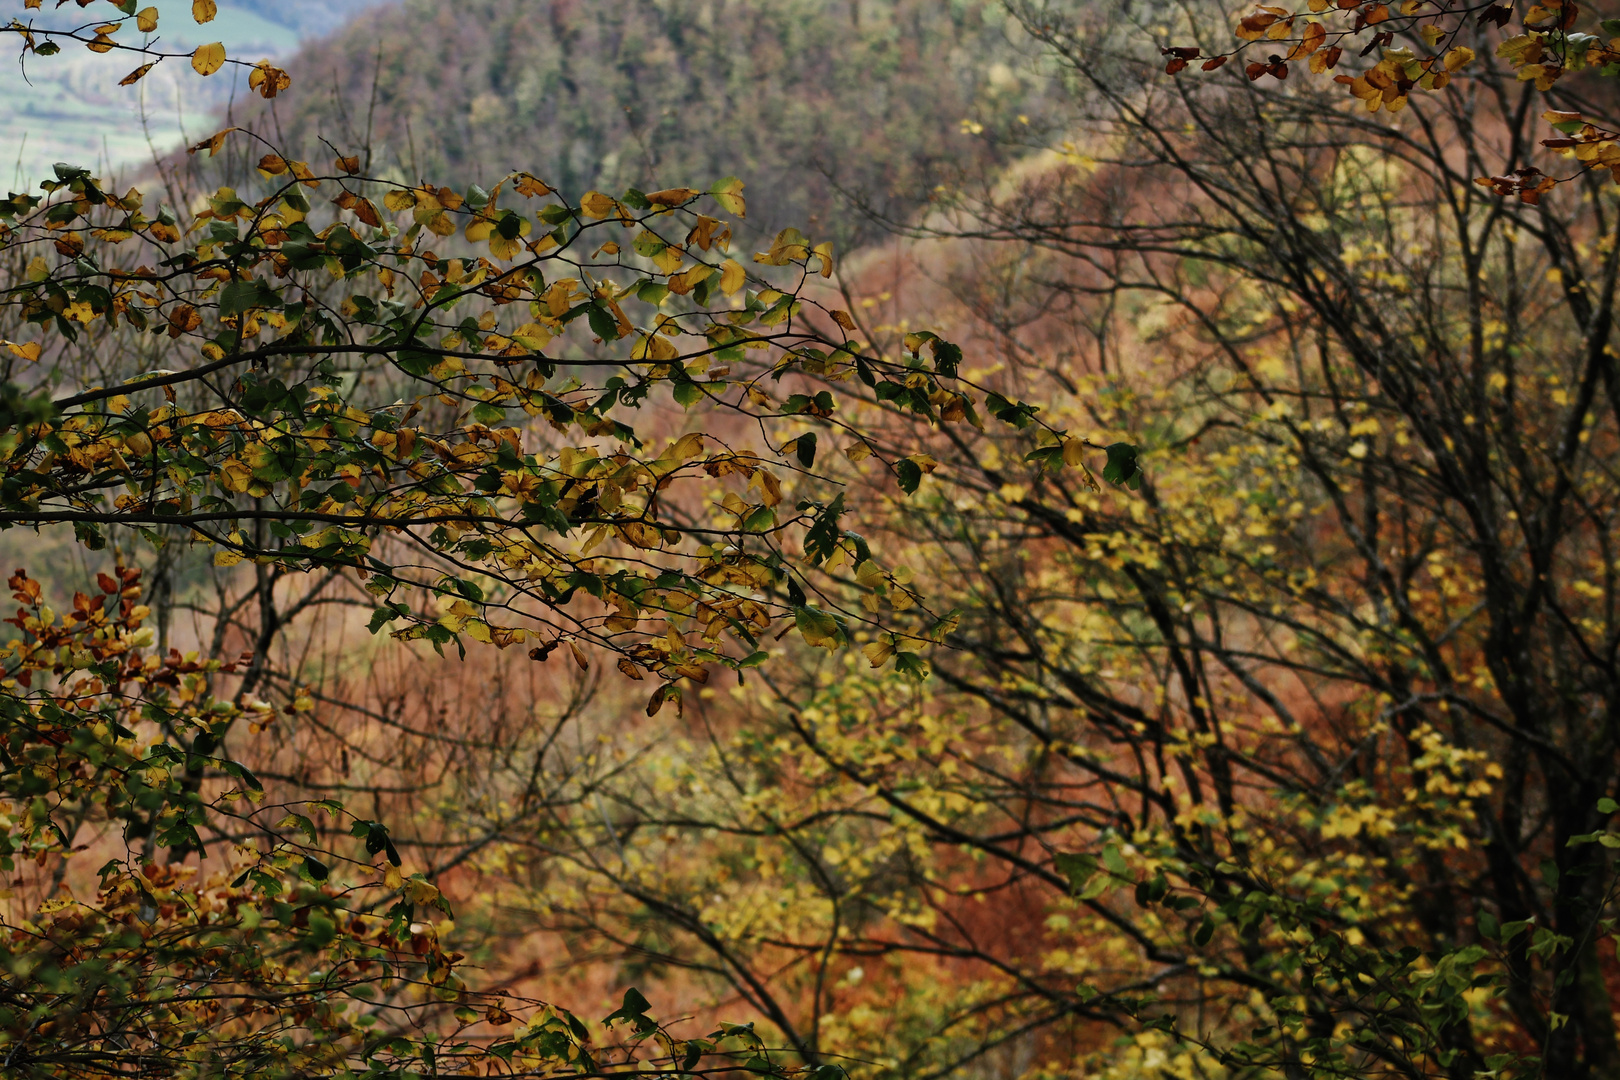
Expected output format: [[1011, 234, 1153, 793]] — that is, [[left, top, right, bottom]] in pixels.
[[1291, 21, 1326, 58]]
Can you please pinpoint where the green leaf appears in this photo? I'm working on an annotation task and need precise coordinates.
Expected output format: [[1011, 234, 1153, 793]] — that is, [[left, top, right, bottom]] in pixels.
[[604, 987, 657, 1034], [983, 391, 1037, 428], [894, 652, 930, 680], [1101, 842, 1129, 877], [672, 381, 702, 408], [1054, 852, 1098, 894], [277, 813, 319, 844], [896, 458, 922, 495], [795, 432, 817, 469], [1599, 797, 1618, 814], [586, 303, 619, 341], [1102, 442, 1142, 489], [802, 493, 846, 564], [794, 605, 842, 649], [368, 603, 408, 634], [220, 278, 280, 317], [472, 401, 507, 425]]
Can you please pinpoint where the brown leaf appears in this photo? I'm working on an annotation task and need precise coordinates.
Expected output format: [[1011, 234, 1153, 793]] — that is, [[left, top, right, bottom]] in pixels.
[[248, 61, 290, 98], [187, 127, 236, 157], [646, 683, 681, 718], [645, 187, 699, 207]]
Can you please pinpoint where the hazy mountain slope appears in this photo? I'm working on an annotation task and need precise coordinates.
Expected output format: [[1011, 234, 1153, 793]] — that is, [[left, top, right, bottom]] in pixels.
[[217, 0, 1054, 243], [0, 0, 387, 188]]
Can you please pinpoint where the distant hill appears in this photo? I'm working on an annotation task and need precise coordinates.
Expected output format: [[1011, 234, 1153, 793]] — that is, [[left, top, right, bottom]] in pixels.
[[189, 0, 1055, 245], [1, 0, 389, 190]]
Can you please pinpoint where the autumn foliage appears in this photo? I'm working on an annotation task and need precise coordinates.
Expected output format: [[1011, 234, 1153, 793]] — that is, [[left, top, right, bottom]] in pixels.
[[7, 0, 1620, 1077]]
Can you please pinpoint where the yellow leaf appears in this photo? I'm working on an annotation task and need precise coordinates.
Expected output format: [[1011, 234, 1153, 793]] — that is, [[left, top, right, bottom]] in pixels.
[[813, 241, 835, 278], [719, 259, 746, 296], [118, 62, 154, 86], [579, 191, 617, 219], [191, 42, 226, 76], [795, 606, 842, 649], [489, 233, 522, 261], [192, 0, 217, 23], [632, 332, 678, 362], [217, 457, 252, 493], [1444, 45, 1475, 70], [136, 6, 158, 31], [4, 341, 40, 362], [513, 173, 553, 197], [710, 176, 746, 217], [862, 638, 896, 668], [213, 549, 244, 567], [667, 262, 714, 296]]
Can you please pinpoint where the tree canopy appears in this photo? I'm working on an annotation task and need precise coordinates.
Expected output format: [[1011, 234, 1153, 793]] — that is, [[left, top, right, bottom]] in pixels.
[[6, 0, 1620, 1078]]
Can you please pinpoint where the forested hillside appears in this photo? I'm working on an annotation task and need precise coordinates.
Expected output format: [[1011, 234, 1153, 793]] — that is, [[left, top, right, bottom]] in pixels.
[[188, 0, 1054, 246]]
